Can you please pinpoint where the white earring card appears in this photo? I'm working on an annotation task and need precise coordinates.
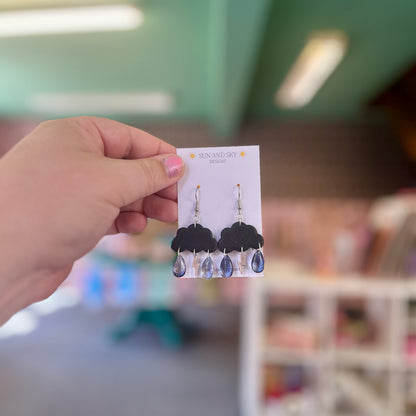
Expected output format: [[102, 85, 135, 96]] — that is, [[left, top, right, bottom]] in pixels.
[[173, 145, 264, 278]]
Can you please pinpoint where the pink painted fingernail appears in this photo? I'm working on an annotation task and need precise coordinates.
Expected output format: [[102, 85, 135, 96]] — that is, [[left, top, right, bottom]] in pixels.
[[163, 155, 184, 179]]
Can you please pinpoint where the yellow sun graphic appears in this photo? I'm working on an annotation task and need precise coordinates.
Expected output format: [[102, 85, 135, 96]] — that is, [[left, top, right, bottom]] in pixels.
[[240, 151, 245, 157], [190, 153, 195, 159]]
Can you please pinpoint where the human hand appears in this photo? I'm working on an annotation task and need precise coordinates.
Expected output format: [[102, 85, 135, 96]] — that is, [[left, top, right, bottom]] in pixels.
[[0, 116, 184, 323]]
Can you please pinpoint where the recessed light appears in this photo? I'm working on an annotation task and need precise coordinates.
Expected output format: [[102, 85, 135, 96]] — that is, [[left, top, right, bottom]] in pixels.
[[0, 5, 144, 37]]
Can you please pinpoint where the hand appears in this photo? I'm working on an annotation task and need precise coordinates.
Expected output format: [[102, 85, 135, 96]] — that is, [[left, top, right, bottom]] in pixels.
[[0, 116, 184, 323]]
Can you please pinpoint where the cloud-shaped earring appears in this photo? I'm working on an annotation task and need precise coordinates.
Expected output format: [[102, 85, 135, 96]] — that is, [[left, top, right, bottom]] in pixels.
[[217, 184, 264, 276], [171, 186, 217, 278]]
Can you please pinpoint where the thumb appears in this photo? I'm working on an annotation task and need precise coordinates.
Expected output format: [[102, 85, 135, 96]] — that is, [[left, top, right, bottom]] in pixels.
[[104, 154, 185, 207]]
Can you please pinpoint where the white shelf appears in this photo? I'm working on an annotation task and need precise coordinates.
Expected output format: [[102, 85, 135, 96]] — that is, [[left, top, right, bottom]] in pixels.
[[262, 275, 416, 299], [263, 346, 398, 370], [263, 347, 322, 366], [239, 263, 413, 416], [259, 260, 416, 299], [333, 348, 393, 370]]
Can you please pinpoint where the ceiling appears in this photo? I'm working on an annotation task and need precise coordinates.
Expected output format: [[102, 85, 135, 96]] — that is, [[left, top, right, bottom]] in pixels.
[[0, 0, 415, 136], [248, 0, 416, 122]]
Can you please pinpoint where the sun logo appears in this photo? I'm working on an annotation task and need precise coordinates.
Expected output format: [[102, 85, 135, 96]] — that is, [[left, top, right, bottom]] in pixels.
[[190, 153, 195, 159], [240, 151, 245, 157]]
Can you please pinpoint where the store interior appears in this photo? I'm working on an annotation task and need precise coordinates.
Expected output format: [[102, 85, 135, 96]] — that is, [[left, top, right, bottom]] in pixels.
[[1, 1, 416, 416]]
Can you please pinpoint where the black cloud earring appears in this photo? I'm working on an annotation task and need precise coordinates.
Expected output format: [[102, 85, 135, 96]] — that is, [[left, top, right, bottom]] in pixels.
[[217, 184, 264, 276], [171, 186, 217, 279]]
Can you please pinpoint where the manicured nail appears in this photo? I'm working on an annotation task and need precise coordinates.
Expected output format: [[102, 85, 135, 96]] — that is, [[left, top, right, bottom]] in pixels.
[[163, 155, 184, 179]]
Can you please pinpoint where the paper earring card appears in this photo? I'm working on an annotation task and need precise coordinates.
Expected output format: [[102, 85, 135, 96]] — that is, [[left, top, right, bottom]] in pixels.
[[171, 145, 264, 279]]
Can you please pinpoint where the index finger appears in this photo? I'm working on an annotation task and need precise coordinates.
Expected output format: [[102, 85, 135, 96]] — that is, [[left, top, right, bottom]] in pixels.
[[75, 116, 176, 159]]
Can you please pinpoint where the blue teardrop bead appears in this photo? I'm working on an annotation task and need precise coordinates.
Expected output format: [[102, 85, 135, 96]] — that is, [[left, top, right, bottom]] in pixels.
[[220, 254, 233, 277], [199, 256, 214, 279], [173, 254, 186, 277], [251, 250, 264, 273]]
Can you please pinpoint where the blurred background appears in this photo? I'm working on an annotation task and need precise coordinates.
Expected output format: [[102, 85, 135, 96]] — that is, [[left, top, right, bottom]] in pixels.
[[1, 1, 416, 415]]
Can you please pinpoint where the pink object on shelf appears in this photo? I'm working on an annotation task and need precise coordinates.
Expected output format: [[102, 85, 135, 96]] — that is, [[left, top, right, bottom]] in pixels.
[[266, 317, 317, 350], [405, 335, 416, 362]]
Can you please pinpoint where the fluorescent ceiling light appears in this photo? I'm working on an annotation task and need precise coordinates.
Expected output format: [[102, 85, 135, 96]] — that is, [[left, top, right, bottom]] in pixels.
[[0, 5, 143, 37], [275, 31, 348, 109], [29, 92, 175, 115]]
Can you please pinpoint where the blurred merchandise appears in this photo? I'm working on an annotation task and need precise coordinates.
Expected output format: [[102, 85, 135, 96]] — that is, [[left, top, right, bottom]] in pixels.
[[263, 365, 319, 416], [406, 301, 416, 365], [406, 335, 416, 365], [67, 220, 245, 347], [69, 220, 245, 310], [335, 298, 379, 348], [265, 297, 318, 352], [263, 194, 416, 277], [262, 198, 372, 275], [264, 365, 305, 400], [266, 315, 317, 352]]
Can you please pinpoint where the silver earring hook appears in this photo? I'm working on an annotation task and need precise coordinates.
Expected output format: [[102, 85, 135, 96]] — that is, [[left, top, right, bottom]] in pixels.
[[237, 184, 243, 224], [194, 185, 200, 226]]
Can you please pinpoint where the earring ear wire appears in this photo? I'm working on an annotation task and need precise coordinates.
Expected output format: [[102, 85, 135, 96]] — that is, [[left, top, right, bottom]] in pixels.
[[171, 185, 217, 279], [237, 183, 242, 225], [217, 184, 264, 276], [194, 185, 200, 227]]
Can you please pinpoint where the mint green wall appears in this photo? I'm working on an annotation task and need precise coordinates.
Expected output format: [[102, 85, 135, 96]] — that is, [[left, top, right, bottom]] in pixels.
[[0, 0, 415, 133], [0, 1, 210, 119]]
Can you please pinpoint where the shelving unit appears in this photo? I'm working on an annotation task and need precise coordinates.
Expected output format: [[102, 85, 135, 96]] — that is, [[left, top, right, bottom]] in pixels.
[[239, 262, 416, 416]]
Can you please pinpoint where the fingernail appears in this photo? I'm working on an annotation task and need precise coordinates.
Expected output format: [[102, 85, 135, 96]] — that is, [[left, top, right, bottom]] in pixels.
[[163, 155, 184, 179]]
